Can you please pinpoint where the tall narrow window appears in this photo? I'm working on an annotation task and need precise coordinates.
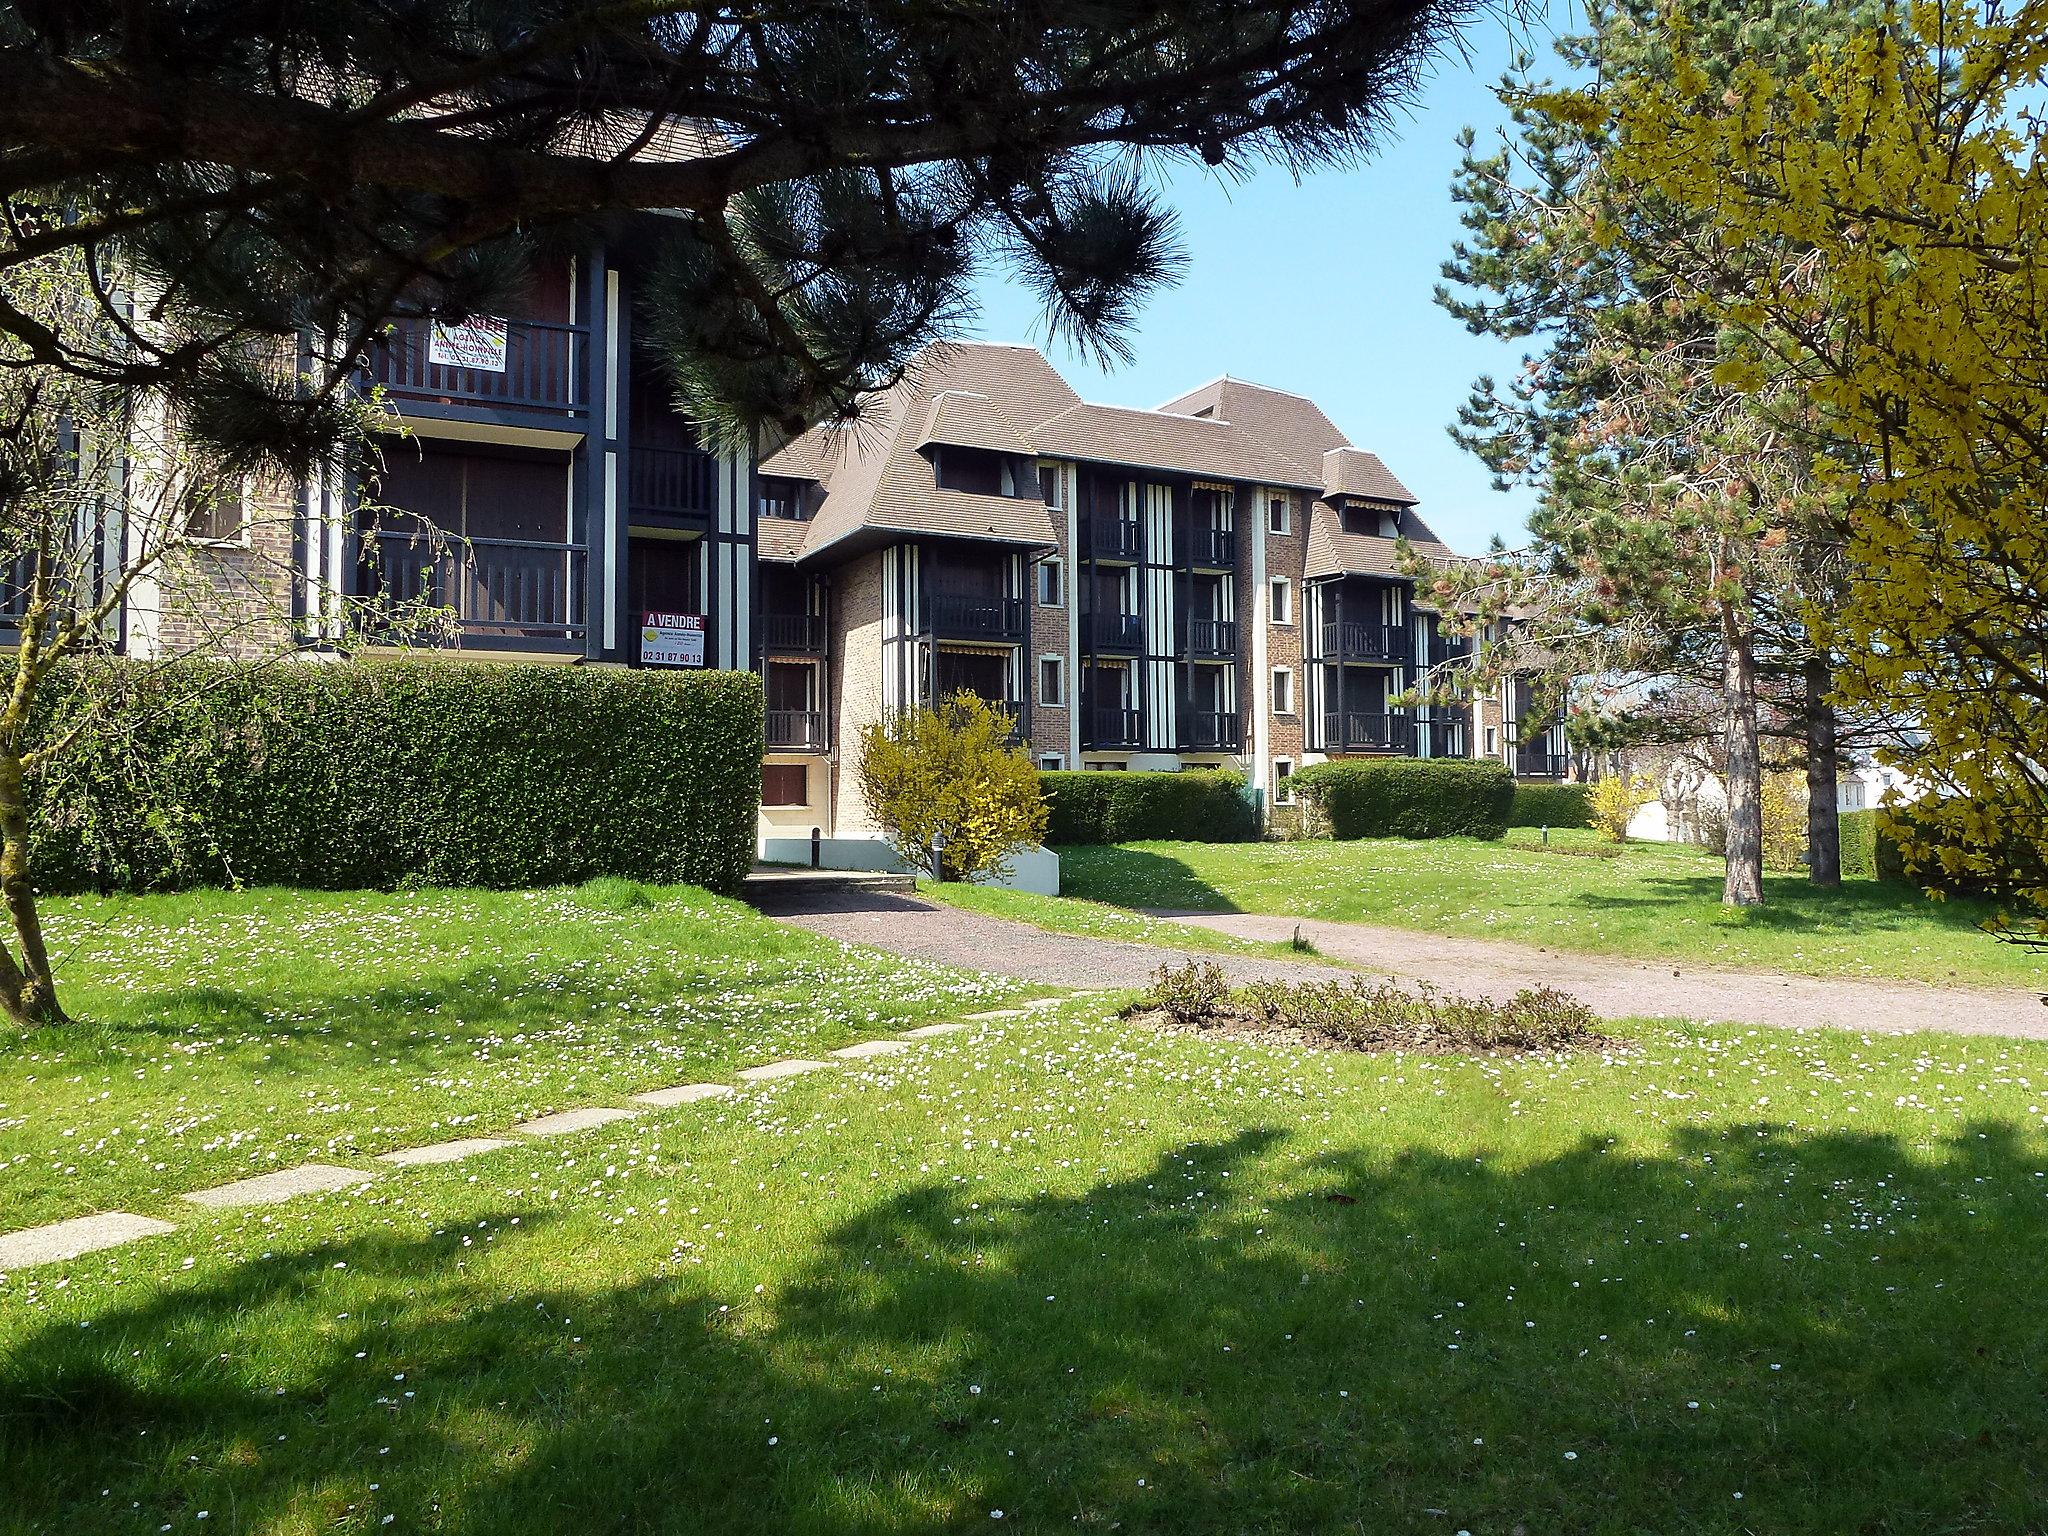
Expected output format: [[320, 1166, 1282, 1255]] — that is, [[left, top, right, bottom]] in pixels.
[[1038, 654, 1066, 708], [1267, 496, 1290, 535], [1038, 463, 1063, 508], [1037, 557, 1064, 607], [1274, 758, 1295, 805], [1269, 576, 1293, 625], [1272, 667, 1294, 715]]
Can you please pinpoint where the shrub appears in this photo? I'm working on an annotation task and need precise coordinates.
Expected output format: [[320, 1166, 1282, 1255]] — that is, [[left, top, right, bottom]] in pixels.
[[1290, 758, 1513, 840], [1039, 768, 1257, 845], [1760, 770, 1809, 872], [1145, 959, 1229, 1024], [855, 691, 1047, 880], [1589, 773, 1654, 841], [1839, 806, 1881, 879], [29, 658, 763, 895], [1508, 782, 1594, 829]]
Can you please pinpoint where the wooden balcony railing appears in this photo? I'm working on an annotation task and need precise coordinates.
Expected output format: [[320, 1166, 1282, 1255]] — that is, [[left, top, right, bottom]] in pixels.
[[1179, 710, 1242, 751], [364, 533, 586, 641], [1182, 525, 1235, 568], [761, 611, 827, 653], [1416, 715, 1469, 760], [1318, 620, 1408, 662], [1085, 611, 1143, 652], [1515, 746, 1570, 778], [1087, 706, 1143, 747], [362, 318, 585, 412], [1319, 710, 1414, 754], [1181, 617, 1237, 657], [627, 445, 720, 520], [766, 709, 828, 751], [926, 592, 1026, 640], [1081, 514, 1142, 561]]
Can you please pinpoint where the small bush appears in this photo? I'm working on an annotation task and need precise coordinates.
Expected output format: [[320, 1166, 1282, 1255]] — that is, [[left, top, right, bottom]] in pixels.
[[1291, 758, 1513, 840], [1589, 774, 1654, 842], [29, 658, 762, 896], [1840, 807, 1881, 879], [1041, 768, 1257, 845], [1761, 771, 1809, 872], [1146, 959, 1228, 1025], [856, 691, 1047, 880], [1508, 782, 1594, 829]]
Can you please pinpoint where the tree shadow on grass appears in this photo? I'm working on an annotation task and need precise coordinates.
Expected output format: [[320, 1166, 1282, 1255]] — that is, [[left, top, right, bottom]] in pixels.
[[1057, 844, 1242, 915], [1567, 866, 2014, 942], [5, 1121, 2046, 1533]]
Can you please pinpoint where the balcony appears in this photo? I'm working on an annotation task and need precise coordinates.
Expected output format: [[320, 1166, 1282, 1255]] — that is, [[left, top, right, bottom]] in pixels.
[[1515, 746, 1570, 778], [1081, 514, 1143, 561], [1319, 620, 1408, 663], [926, 592, 1026, 641], [363, 532, 586, 644], [1182, 525, 1235, 569], [1320, 711, 1415, 754], [1084, 611, 1143, 653], [761, 611, 827, 654], [766, 709, 828, 751], [1181, 617, 1237, 658], [362, 317, 585, 414], [1416, 715, 1469, 760], [627, 445, 720, 522], [1179, 710, 1242, 751], [1087, 706, 1143, 748]]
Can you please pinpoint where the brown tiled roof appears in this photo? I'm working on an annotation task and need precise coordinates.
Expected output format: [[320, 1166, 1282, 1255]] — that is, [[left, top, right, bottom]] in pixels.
[[914, 390, 1035, 455], [1155, 376, 1350, 481], [1304, 501, 1460, 581], [1321, 447, 1418, 506], [1030, 401, 1315, 487], [755, 517, 807, 563]]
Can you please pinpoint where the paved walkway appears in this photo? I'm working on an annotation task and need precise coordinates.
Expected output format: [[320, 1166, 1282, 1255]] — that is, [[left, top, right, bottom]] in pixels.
[[768, 887, 2048, 1039]]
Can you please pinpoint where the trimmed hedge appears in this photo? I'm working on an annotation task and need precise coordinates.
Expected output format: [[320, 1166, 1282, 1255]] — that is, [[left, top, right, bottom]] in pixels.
[[1508, 782, 1594, 830], [1839, 807, 1885, 880], [30, 659, 763, 895], [1294, 758, 1514, 840], [1040, 768, 1258, 845]]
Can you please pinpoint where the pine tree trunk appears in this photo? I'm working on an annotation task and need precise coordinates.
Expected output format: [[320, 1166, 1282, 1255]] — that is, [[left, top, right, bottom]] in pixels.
[[0, 749, 64, 1029], [1804, 653, 1841, 889], [1721, 607, 1765, 907]]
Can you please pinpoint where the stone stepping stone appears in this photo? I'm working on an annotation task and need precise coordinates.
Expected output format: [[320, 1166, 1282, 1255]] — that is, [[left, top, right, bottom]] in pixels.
[[962, 1009, 1025, 1021], [736, 1058, 831, 1082], [509, 1106, 639, 1137], [831, 1038, 912, 1059], [0, 1212, 175, 1271], [376, 1137, 514, 1167], [901, 1022, 967, 1039], [632, 1083, 735, 1108], [183, 1164, 374, 1209]]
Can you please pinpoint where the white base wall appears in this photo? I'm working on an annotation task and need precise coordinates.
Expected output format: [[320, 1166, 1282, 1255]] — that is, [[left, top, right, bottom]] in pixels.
[[758, 837, 1060, 894]]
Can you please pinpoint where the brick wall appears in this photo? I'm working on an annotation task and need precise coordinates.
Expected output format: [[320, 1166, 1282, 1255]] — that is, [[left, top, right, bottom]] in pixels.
[[146, 473, 298, 659], [825, 548, 886, 838], [1262, 490, 1309, 768]]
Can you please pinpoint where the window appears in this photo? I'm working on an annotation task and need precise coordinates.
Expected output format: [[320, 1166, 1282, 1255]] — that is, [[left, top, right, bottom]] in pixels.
[[1485, 725, 1499, 756], [1038, 654, 1066, 708], [1267, 496, 1290, 535], [1269, 575, 1292, 625], [1271, 667, 1294, 715], [1038, 752, 1066, 772], [1038, 463, 1064, 508], [758, 478, 807, 521], [1273, 758, 1295, 805], [761, 763, 809, 807], [183, 479, 246, 544], [1037, 557, 1064, 607]]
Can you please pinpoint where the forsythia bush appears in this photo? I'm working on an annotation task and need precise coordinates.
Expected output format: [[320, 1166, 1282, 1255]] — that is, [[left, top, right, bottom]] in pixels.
[[1759, 771, 1808, 873], [1589, 774, 1653, 842], [855, 691, 1047, 880]]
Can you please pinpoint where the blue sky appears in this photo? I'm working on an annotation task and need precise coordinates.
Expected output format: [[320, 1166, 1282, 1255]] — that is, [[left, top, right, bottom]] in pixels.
[[965, 9, 1576, 555]]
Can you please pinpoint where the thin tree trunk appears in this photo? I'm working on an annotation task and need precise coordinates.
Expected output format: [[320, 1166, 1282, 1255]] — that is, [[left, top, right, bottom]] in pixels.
[[1721, 604, 1765, 907], [1804, 652, 1841, 889], [0, 749, 64, 1027]]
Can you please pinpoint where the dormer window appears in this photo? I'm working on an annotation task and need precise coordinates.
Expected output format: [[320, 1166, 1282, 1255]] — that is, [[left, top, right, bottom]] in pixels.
[[932, 445, 1007, 496], [759, 476, 810, 521], [1379, 507, 1401, 538]]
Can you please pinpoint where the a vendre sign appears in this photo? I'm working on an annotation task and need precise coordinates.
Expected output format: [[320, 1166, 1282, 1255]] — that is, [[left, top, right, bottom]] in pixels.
[[640, 610, 706, 668], [428, 316, 509, 372]]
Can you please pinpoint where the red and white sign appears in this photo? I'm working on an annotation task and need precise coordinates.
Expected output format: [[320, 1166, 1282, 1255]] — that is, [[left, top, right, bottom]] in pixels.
[[428, 316, 508, 372], [640, 610, 706, 668]]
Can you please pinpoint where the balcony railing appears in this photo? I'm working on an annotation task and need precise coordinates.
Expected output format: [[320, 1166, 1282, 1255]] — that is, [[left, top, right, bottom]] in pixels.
[[1181, 617, 1237, 658], [627, 445, 719, 520], [362, 318, 585, 413], [926, 592, 1026, 640], [364, 533, 586, 641], [1183, 525, 1235, 569], [1087, 706, 1143, 747], [1515, 746, 1570, 778], [1084, 611, 1143, 652], [1081, 514, 1143, 561], [1179, 710, 1242, 751], [1320, 711, 1414, 754], [761, 611, 827, 654], [766, 709, 828, 751], [1318, 620, 1408, 662], [1416, 715, 1469, 760]]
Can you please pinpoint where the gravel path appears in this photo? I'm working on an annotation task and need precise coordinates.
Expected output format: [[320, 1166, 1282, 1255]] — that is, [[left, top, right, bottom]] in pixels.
[[1165, 911, 2048, 1040], [758, 886, 2048, 1039]]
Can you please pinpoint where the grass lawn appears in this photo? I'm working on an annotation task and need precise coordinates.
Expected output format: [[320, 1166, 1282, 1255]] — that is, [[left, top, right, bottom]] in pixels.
[[6, 976, 2048, 1532], [1055, 830, 2048, 989], [1, 881, 1029, 1230]]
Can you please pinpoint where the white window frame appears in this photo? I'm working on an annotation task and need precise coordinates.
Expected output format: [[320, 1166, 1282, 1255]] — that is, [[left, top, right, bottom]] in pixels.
[[1037, 653, 1067, 708], [1273, 757, 1295, 805], [1485, 725, 1499, 756], [1038, 752, 1067, 772], [1267, 495, 1290, 535], [1037, 556, 1064, 608], [1271, 666, 1294, 716], [1269, 575, 1292, 625], [182, 473, 252, 549]]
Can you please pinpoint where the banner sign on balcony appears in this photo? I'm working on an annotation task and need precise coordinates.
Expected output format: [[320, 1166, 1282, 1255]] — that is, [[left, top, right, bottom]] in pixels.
[[428, 317, 508, 372], [640, 610, 706, 668]]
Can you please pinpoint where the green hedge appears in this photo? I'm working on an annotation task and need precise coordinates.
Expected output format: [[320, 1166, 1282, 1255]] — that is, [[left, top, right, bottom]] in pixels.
[[1508, 782, 1594, 829], [1040, 768, 1258, 845], [30, 659, 763, 895], [1294, 758, 1514, 840], [1839, 807, 1884, 880]]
